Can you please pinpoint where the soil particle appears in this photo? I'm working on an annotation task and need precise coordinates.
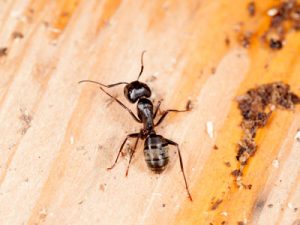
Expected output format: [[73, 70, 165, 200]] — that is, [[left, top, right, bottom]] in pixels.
[[263, 0, 300, 50], [224, 162, 231, 167], [210, 199, 223, 210], [269, 38, 283, 49], [213, 145, 219, 150], [225, 37, 231, 46], [240, 32, 253, 48], [247, 2, 256, 17], [0, 47, 8, 57], [19, 108, 33, 135], [12, 31, 24, 39]]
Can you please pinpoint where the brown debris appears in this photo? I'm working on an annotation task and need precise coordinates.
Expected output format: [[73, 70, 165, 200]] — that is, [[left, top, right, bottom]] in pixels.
[[269, 38, 283, 49], [263, 0, 300, 50], [213, 145, 219, 150], [99, 183, 106, 192], [211, 67, 216, 74], [186, 100, 193, 111], [247, 2, 256, 17], [210, 199, 223, 210], [240, 32, 253, 48], [237, 222, 246, 225], [19, 109, 33, 135], [224, 162, 231, 167], [0, 47, 8, 57], [121, 144, 132, 158], [231, 169, 242, 177], [12, 31, 24, 39], [233, 82, 300, 188], [225, 37, 231, 46]]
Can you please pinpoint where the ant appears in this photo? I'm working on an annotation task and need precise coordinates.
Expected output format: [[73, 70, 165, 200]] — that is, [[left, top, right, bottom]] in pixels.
[[79, 51, 192, 201]]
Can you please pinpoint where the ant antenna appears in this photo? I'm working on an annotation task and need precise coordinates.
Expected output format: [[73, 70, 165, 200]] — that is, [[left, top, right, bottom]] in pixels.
[[78, 80, 128, 88], [137, 50, 146, 81]]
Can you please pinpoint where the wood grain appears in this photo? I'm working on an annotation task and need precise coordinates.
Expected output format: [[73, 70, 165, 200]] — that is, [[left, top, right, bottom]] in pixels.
[[0, 1, 299, 225]]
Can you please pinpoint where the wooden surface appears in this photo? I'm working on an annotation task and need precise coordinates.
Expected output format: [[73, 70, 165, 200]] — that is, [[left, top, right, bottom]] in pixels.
[[0, 1, 300, 225]]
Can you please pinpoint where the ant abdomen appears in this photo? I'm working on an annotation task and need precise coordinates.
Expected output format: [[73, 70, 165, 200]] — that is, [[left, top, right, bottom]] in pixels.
[[144, 134, 169, 173]]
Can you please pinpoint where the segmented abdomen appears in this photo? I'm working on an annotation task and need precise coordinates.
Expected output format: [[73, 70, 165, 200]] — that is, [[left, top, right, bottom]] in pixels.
[[144, 142, 169, 173]]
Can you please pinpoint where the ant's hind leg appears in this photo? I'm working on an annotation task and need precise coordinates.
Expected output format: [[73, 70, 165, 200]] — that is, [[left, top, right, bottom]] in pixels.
[[125, 134, 140, 176], [107, 133, 140, 170], [99, 87, 142, 123], [165, 138, 192, 201]]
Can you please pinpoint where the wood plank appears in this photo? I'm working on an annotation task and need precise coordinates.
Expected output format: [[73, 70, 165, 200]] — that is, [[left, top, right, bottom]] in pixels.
[[0, 0, 299, 225]]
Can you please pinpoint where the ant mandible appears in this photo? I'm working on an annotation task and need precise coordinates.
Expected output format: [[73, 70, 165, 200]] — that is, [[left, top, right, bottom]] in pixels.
[[79, 51, 192, 201]]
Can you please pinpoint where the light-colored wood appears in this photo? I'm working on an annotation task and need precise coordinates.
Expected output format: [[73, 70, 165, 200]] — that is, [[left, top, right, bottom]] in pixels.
[[0, 1, 300, 225]]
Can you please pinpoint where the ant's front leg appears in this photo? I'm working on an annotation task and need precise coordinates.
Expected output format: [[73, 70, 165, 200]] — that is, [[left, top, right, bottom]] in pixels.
[[99, 87, 142, 123], [154, 101, 191, 127]]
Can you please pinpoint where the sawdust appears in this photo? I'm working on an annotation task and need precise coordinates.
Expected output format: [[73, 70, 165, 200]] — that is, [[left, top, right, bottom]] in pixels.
[[233, 82, 300, 188]]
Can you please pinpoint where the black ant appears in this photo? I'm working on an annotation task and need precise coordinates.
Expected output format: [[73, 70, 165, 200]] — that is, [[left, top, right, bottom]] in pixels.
[[79, 51, 192, 201]]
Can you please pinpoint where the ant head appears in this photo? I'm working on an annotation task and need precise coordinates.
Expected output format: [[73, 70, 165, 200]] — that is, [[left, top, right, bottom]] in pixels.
[[124, 81, 151, 103], [124, 51, 151, 103]]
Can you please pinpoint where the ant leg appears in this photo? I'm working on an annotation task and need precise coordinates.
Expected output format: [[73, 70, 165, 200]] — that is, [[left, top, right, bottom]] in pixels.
[[153, 100, 162, 119], [125, 134, 140, 176], [78, 80, 128, 88], [155, 108, 189, 127], [165, 138, 192, 201], [99, 87, 142, 123], [107, 133, 140, 170]]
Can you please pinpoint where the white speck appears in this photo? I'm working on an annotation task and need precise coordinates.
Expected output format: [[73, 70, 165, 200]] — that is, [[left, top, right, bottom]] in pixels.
[[288, 203, 294, 209], [221, 211, 228, 217], [206, 121, 214, 139], [270, 104, 276, 111], [23, 109, 29, 117], [268, 8, 278, 17], [243, 218, 248, 224], [49, 27, 62, 34], [70, 136, 74, 145], [153, 72, 160, 77], [295, 130, 300, 142], [10, 11, 28, 22], [272, 159, 279, 168], [10, 11, 22, 18]]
